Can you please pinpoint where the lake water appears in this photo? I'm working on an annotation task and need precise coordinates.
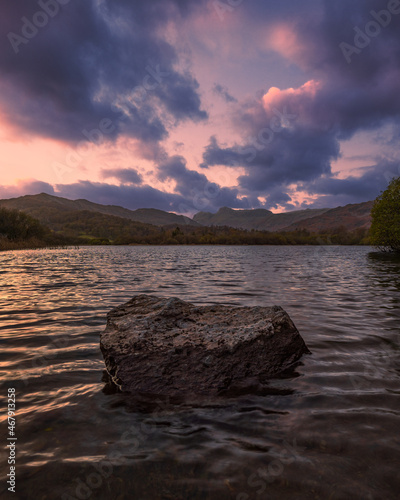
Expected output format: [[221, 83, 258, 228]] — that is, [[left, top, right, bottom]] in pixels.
[[0, 245, 399, 500]]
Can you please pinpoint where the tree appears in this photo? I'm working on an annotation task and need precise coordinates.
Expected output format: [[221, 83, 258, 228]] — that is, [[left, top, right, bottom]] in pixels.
[[370, 177, 400, 252], [0, 207, 47, 240]]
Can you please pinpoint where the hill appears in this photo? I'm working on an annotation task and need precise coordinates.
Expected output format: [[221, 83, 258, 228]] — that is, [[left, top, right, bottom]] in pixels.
[[2, 203, 366, 248], [0, 193, 373, 242], [194, 206, 331, 231], [40, 209, 164, 244], [285, 201, 373, 232], [194, 207, 274, 228], [0, 193, 199, 228]]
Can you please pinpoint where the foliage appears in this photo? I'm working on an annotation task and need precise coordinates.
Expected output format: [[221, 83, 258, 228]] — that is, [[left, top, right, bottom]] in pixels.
[[0, 205, 371, 251], [0, 207, 69, 251], [370, 177, 400, 253], [0, 207, 48, 240]]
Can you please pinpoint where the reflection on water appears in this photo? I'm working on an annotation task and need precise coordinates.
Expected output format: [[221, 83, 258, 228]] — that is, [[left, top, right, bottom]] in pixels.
[[0, 246, 399, 499]]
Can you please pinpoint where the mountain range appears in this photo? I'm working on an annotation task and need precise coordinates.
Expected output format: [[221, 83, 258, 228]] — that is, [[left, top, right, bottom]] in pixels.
[[0, 193, 198, 228], [194, 202, 373, 232], [0, 193, 373, 234]]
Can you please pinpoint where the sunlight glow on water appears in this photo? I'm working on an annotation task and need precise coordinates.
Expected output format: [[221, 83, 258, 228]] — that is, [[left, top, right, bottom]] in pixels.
[[0, 246, 399, 499]]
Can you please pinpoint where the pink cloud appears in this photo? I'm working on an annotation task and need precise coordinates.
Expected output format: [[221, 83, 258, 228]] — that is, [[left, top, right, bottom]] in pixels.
[[262, 80, 320, 112], [265, 23, 303, 61]]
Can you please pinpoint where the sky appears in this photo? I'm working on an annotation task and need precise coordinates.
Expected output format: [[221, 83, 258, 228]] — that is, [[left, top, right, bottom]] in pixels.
[[1, 0, 400, 215]]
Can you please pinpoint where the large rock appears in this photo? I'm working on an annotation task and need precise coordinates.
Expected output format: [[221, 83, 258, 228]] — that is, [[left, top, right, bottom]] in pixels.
[[100, 295, 310, 398]]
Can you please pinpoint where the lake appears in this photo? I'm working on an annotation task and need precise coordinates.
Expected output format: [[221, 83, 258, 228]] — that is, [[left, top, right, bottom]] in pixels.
[[0, 245, 399, 499]]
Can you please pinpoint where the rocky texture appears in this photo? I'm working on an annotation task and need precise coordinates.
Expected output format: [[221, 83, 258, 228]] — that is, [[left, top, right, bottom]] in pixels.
[[100, 295, 310, 398]]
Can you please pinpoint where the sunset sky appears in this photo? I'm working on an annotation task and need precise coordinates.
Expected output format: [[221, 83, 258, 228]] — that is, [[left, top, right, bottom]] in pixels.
[[1, 0, 400, 214]]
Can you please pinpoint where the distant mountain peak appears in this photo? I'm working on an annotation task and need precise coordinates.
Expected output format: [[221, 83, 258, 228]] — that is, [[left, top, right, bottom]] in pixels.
[[0, 193, 200, 227], [193, 201, 372, 232], [0, 193, 374, 234]]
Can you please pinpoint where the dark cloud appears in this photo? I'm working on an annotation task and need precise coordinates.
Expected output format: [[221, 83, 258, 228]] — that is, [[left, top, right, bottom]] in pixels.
[[0, 172, 259, 215], [200, 0, 400, 208], [0, 0, 207, 144], [56, 176, 259, 215], [55, 181, 186, 212], [2, 0, 400, 211], [0, 180, 54, 199], [157, 155, 260, 212], [213, 84, 237, 103], [200, 136, 242, 168], [155, 73, 208, 122], [201, 127, 340, 204], [300, 158, 400, 207], [263, 188, 294, 211], [100, 168, 143, 185], [158, 155, 214, 195]]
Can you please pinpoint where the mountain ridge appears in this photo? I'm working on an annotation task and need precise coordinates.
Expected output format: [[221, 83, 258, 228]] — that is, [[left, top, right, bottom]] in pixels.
[[285, 201, 374, 232], [0, 193, 373, 234], [193, 203, 372, 232], [0, 193, 199, 228]]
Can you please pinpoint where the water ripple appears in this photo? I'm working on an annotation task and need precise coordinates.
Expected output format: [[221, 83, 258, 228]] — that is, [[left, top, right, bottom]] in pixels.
[[0, 246, 399, 499]]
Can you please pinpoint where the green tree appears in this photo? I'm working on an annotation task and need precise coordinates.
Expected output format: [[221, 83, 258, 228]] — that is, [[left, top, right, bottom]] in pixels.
[[370, 177, 400, 252], [0, 207, 47, 240]]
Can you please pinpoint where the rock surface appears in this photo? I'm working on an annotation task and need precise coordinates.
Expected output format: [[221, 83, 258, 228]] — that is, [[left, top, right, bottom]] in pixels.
[[100, 295, 310, 398]]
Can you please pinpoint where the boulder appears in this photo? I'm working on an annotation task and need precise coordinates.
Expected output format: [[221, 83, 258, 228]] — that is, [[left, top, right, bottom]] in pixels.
[[100, 295, 310, 398]]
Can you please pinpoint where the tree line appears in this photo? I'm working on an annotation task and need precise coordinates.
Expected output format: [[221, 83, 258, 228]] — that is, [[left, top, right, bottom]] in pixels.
[[370, 176, 400, 253], [0, 207, 68, 251], [2, 176, 399, 251], [0, 206, 371, 250]]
